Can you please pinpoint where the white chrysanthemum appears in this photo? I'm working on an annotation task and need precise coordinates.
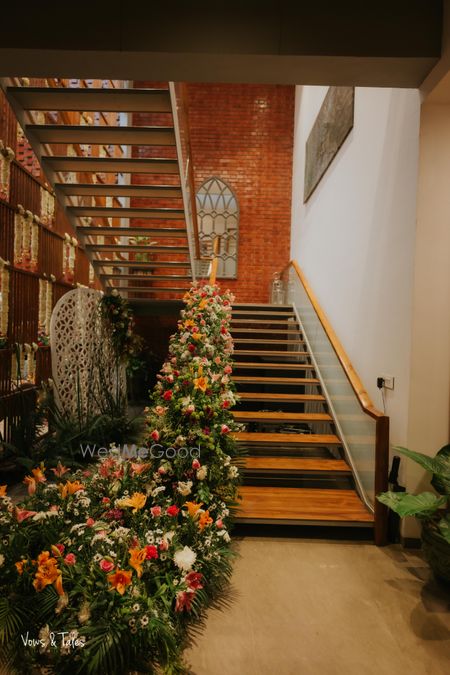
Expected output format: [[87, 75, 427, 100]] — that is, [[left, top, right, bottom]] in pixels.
[[173, 546, 196, 571], [196, 466, 208, 481]]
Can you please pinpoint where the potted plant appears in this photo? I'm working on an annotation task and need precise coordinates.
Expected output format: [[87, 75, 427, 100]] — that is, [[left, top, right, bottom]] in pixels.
[[378, 445, 450, 585]]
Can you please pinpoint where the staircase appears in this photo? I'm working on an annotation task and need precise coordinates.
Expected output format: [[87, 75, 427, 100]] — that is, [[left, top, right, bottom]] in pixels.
[[231, 303, 374, 529], [1, 79, 194, 300]]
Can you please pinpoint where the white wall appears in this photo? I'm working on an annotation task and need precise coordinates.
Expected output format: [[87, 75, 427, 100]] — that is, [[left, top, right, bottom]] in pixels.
[[291, 86, 421, 450]]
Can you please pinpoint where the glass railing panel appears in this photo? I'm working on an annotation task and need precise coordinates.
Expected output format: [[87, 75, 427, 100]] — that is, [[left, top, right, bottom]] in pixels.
[[287, 267, 377, 506]]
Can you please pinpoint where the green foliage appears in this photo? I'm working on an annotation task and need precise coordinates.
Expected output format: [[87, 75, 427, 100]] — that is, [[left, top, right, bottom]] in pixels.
[[377, 491, 446, 518]]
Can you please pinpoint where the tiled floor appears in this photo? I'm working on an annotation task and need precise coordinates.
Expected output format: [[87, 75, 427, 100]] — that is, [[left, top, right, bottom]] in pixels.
[[186, 536, 450, 675]]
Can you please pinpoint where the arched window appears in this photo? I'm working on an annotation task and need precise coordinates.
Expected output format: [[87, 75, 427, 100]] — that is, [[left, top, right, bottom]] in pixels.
[[196, 177, 239, 279]]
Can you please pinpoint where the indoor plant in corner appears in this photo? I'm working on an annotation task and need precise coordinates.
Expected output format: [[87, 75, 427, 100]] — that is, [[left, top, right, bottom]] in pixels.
[[378, 445, 450, 585]]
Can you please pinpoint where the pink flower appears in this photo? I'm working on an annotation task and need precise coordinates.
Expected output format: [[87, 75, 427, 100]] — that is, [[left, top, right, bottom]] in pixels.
[[214, 356, 221, 365], [155, 405, 167, 416], [221, 424, 230, 434], [158, 466, 166, 476], [151, 506, 162, 517], [151, 430, 160, 442], [100, 559, 114, 573], [86, 517, 95, 527], [145, 545, 159, 560], [216, 519, 224, 529], [166, 505, 180, 517], [224, 365, 232, 374], [15, 508, 37, 523], [102, 497, 110, 504], [192, 459, 201, 470], [64, 553, 76, 565], [54, 543, 65, 554], [159, 539, 169, 551], [163, 390, 173, 401], [185, 404, 195, 415], [185, 571, 204, 590]]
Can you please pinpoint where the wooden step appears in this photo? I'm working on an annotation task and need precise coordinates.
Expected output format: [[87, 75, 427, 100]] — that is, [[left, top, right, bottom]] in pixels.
[[101, 273, 192, 282], [233, 304, 293, 309], [239, 392, 325, 403], [231, 328, 301, 335], [233, 376, 319, 385], [232, 311, 296, 317], [42, 156, 179, 174], [231, 319, 298, 325], [86, 245, 189, 254], [234, 432, 341, 445], [94, 260, 189, 269], [234, 350, 310, 358], [232, 411, 332, 423], [8, 86, 172, 112], [57, 183, 182, 198], [237, 487, 374, 524], [69, 206, 184, 220], [77, 227, 186, 238], [28, 124, 176, 146], [234, 338, 304, 345], [242, 457, 350, 474], [234, 362, 315, 370]]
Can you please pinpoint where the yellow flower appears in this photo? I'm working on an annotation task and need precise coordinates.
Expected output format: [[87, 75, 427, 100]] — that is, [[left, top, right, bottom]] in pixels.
[[58, 480, 84, 499], [183, 319, 195, 329], [184, 501, 203, 519], [117, 492, 147, 513], [193, 376, 208, 392], [107, 569, 133, 595], [198, 298, 208, 310], [128, 547, 147, 578], [33, 551, 64, 596], [0, 485, 7, 497], [192, 332, 204, 342]]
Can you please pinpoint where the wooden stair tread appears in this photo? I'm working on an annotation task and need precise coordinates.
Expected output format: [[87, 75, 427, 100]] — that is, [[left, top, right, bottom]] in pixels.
[[232, 328, 301, 334], [234, 432, 341, 445], [237, 487, 374, 523], [234, 350, 309, 357], [239, 392, 325, 402], [232, 311, 296, 317], [233, 376, 319, 385], [234, 338, 304, 344], [232, 411, 332, 422], [242, 457, 350, 472], [234, 362, 315, 370], [231, 319, 299, 325]]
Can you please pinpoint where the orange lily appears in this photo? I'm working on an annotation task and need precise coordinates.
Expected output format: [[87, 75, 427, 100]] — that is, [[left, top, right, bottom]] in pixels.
[[58, 481, 84, 499], [15, 559, 27, 575], [183, 319, 195, 329], [128, 547, 147, 578], [117, 492, 147, 513], [192, 332, 204, 342], [193, 376, 208, 392], [107, 569, 133, 595], [51, 462, 70, 478], [184, 501, 203, 519], [15, 507, 37, 523], [130, 462, 151, 476], [33, 551, 64, 595], [198, 298, 208, 310], [0, 485, 7, 497], [198, 510, 213, 530]]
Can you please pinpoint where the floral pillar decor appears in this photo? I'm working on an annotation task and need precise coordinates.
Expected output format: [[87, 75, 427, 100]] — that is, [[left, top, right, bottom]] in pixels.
[[88, 262, 95, 287], [0, 141, 15, 201], [15, 206, 34, 270], [30, 214, 40, 272], [40, 186, 55, 227], [38, 277, 53, 346], [0, 257, 10, 349], [13, 206, 24, 266], [63, 234, 77, 283]]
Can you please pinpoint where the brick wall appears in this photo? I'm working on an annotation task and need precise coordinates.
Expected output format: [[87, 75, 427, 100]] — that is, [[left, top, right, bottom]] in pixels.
[[187, 83, 295, 303]]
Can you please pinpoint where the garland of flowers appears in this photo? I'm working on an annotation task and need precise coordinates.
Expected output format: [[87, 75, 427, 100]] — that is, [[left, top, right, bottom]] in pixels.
[[0, 283, 241, 674], [0, 141, 14, 201], [0, 257, 10, 349], [40, 187, 55, 227], [100, 290, 143, 365], [38, 278, 54, 347]]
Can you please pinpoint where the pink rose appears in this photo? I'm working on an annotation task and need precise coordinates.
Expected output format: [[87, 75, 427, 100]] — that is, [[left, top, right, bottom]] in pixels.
[[100, 559, 114, 573], [151, 430, 160, 442], [102, 497, 110, 504], [221, 424, 230, 434], [151, 506, 162, 517], [216, 519, 224, 529], [64, 553, 76, 566], [192, 459, 201, 470], [86, 517, 95, 527], [159, 539, 169, 551], [224, 365, 232, 374]]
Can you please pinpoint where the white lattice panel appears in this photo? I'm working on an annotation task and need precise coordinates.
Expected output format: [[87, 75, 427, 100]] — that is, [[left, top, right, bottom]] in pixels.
[[50, 288, 126, 419]]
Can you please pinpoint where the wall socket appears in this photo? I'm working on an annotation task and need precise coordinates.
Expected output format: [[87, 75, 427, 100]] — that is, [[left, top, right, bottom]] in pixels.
[[381, 374, 395, 390]]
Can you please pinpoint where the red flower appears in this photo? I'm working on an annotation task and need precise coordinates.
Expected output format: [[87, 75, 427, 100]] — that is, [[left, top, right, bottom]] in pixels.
[[145, 545, 159, 560], [188, 344, 196, 353], [221, 400, 230, 409], [192, 459, 201, 470], [185, 571, 203, 590], [86, 517, 95, 527], [151, 429, 160, 441], [100, 559, 114, 573], [64, 553, 76, 566], [54, 543, 65, 555], [163, 390, 173, 401], [221, 424, 230, 434], [166, 505, 180, 517], [102, 497, 110, 504], [175, 590, 195, 612], [151, 506, 162, 517]]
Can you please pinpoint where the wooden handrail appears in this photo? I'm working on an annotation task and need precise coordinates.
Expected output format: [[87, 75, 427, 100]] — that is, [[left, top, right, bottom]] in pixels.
[[285, 259, 389, 545], [208, 237, 220, 285], [178, 83, 201, 260]]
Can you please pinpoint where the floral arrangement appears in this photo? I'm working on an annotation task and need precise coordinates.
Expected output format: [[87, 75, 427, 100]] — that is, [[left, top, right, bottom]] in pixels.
[[0, 283, 240, 674], [100, 290, 144, 367]]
